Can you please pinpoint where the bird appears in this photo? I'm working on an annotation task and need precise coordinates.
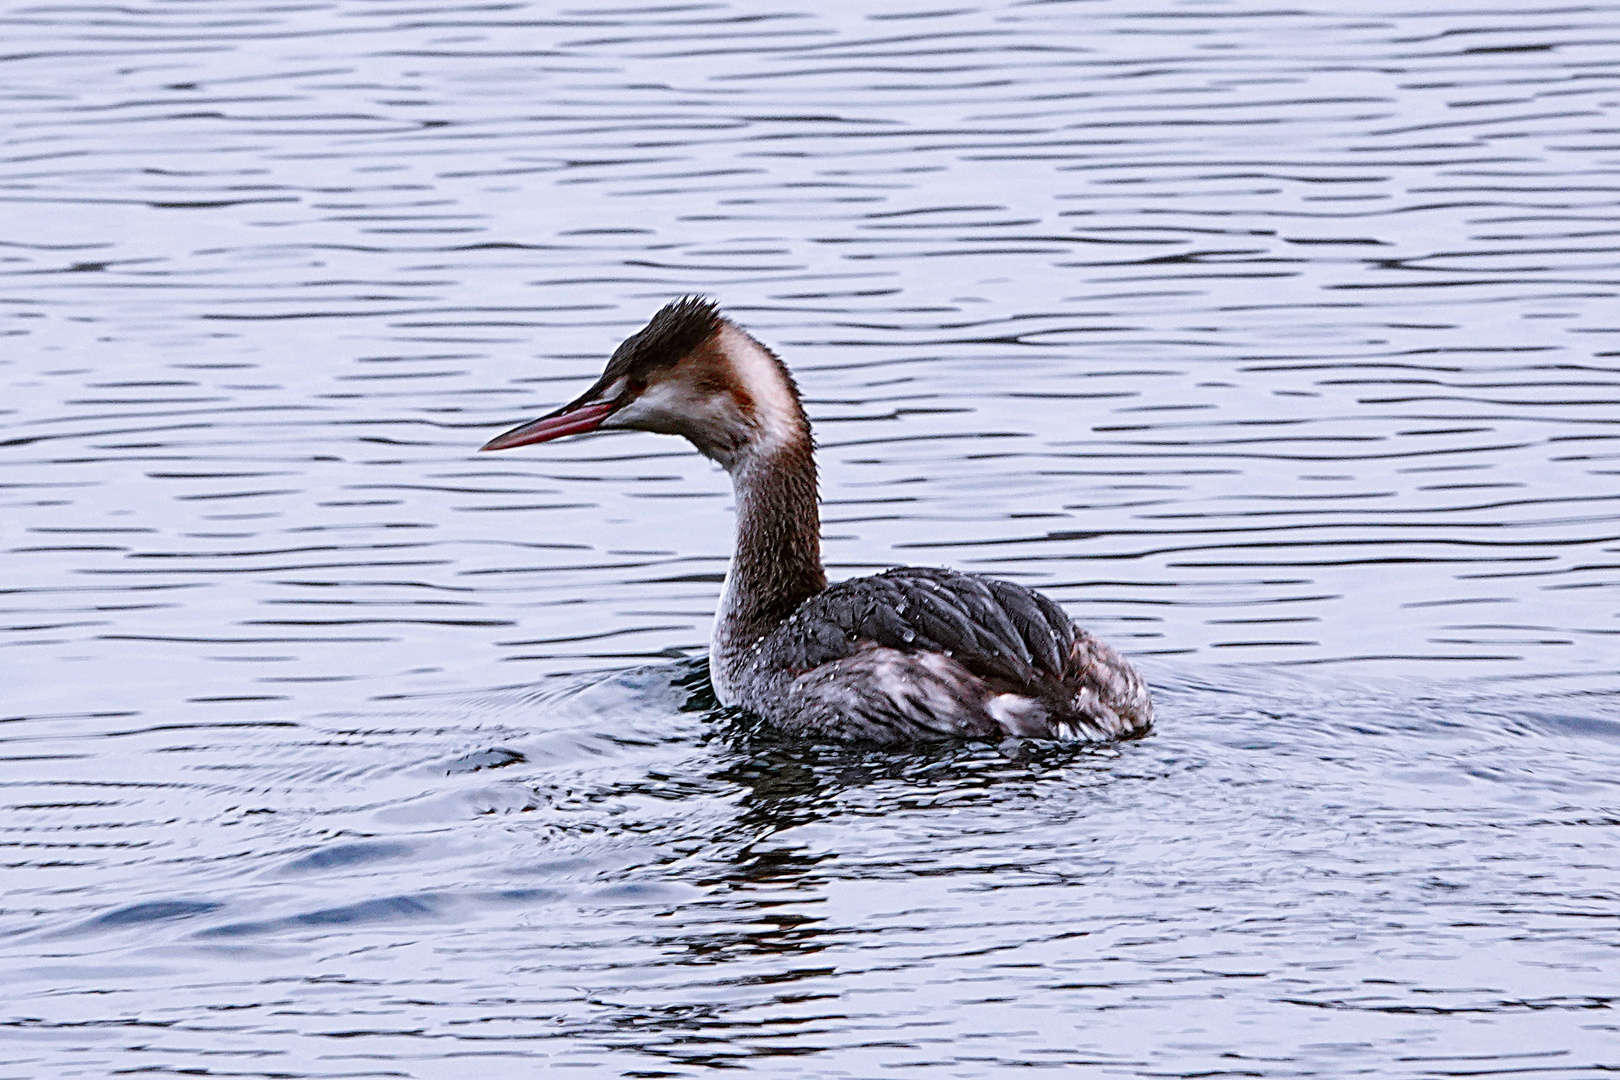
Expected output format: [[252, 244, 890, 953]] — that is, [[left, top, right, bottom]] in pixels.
[[481, 297, 1153, 745]]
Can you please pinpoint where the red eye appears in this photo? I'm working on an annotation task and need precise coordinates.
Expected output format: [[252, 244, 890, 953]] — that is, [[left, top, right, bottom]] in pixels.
[[628, 378, 647, 394]]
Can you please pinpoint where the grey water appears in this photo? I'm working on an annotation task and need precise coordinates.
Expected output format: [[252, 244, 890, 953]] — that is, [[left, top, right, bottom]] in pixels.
[[2, 1, 1618, 1076]]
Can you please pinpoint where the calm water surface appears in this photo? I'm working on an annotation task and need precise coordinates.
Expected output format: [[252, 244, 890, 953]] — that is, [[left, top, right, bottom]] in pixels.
[[3, 1, 1618, 1076]]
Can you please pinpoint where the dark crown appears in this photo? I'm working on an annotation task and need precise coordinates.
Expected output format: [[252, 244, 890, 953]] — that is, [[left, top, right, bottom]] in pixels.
[[607, 296, 725, 378]]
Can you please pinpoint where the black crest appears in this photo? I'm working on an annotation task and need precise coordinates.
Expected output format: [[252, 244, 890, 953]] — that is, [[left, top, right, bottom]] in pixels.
[[606, 295, 724, 378]]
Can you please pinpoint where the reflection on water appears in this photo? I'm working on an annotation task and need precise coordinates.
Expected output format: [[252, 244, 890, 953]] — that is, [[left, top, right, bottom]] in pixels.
[[3, 1, 1618, 1076]]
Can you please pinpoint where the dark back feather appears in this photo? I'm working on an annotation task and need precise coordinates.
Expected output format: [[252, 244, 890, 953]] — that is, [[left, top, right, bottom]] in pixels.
[[771, 567, 1081, 693]]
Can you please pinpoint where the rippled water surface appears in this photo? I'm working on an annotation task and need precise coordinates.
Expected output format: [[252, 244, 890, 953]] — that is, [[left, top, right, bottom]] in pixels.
[[4, 2, 1619, 1076]]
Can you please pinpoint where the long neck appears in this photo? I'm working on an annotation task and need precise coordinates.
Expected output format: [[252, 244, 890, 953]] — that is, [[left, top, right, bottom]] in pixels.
[[715, 429, 826, 656]]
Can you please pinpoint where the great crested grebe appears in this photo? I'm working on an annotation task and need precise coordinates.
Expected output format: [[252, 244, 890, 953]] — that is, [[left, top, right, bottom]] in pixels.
[[481, 297, 1153, 744]]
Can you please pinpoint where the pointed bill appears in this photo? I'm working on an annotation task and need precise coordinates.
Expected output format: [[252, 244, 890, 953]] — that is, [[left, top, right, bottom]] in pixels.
[[480, 399, 617, 451]]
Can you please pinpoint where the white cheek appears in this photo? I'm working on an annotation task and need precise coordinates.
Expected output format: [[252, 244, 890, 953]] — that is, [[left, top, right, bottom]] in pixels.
[[607, 380, 689, 432], [609, 380, 747, 443]]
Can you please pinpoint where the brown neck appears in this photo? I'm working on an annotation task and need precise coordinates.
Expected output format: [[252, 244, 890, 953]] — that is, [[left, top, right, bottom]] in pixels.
[[713, 428, 826, 663]]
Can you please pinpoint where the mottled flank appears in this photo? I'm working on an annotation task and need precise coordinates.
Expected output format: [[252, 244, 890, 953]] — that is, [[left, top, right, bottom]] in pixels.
[[727, 567, 1154, 745]]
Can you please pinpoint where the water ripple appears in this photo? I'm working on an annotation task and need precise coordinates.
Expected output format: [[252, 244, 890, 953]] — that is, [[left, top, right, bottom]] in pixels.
[[3, 1, 1619, 1075]]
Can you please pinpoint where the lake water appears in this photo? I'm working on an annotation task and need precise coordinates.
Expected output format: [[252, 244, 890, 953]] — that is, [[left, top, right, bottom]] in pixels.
[[3, 1, 1618, 1076]]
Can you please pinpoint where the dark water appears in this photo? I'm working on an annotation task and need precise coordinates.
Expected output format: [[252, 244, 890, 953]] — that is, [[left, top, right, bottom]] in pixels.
[[4, 2, 1619, 1076]]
